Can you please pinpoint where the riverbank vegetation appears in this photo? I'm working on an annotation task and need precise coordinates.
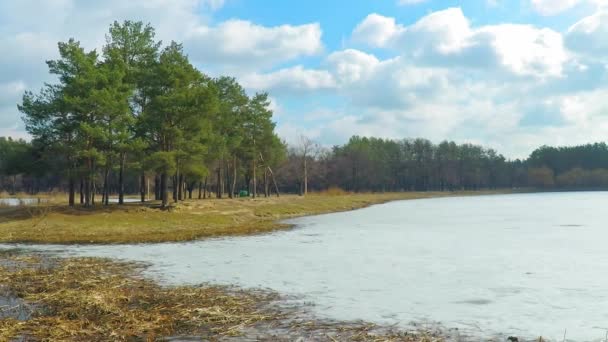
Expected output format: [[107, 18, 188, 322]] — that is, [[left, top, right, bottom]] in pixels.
[[0, 191, 501, 244], [0, 251, 448, 341]]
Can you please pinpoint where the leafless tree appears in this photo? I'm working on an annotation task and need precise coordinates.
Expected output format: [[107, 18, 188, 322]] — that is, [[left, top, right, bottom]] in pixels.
[[296, 135, 320, 196]]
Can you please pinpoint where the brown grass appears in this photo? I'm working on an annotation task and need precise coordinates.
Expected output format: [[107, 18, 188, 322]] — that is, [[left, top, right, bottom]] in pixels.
[[0, 252, 281, 341], [0, 191, 509, 244], [0, 251, 448, 341]]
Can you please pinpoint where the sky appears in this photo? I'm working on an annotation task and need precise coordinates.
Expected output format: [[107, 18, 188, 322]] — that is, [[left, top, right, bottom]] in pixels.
[[0, 0, 607, 159]]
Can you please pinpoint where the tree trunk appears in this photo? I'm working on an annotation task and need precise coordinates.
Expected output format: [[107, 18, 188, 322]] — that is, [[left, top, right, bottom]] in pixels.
[[84, 177, 90, 207], [84, 158, 92, 207], [228, 160, 234, 199], [147, 176, 150, 201], [177, 173, 183, 201], [91, 180, 96, 206], [102, 166, 110, 206], [183, 180, 187, 200], [68, 174, 75, 207], [267, 167, 280, 197], [231, 156, 237, 198], [222, 159, 227, 197], [161, 173, 169, 208], [252, 158, 257, 198], [79, 178, 83, 205], [264, 169, 269, 197], [198, 181, 202, 199], [172, 174, 178, 202], [304, 157, 308, 196], [203, 177, 208, 199], [118, 152, 125, 205], [216, 164, 222, 199], [217, 159, 224, 198], [140, 172, 146, 202]]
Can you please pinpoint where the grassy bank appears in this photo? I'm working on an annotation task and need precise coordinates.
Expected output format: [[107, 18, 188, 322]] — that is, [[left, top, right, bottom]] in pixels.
[[0, 250, 449, 341], [0, 191, 507, 244]]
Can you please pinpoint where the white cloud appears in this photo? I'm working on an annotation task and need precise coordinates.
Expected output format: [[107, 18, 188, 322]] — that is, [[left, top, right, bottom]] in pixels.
[[326, 49, 380, 84], [2, 1, 608, 159], [185, 20, 323, 70], [263, 1, 608, 157], [566, 10, 608, 58], [208, 6, 608, 157], [201, 0, 225, 10], [351, 8, 569, 78], [327, 52, 452, 110], [0, 0, 324, 141], [240, 66, 335, 93], [530, 0, 584, 15], [478, 24, 568, 78], [287, 84, 608, 159], [352, 14, 402, 48], [530, 0, 608, 15], [0, 1, 322, 72]]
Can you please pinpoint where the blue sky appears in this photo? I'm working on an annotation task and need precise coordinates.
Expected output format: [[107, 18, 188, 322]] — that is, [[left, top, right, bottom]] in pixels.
[[0, 0, 607, 158]]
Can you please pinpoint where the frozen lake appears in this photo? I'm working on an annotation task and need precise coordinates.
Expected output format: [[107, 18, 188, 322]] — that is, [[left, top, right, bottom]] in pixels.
[[4, 192, 608, 341], [0, 198, 43, 206], [107, 198, 141, 203]]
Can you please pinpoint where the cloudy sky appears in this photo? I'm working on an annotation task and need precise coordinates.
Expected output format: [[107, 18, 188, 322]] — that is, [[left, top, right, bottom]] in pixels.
[[1, 0, 607, 158]]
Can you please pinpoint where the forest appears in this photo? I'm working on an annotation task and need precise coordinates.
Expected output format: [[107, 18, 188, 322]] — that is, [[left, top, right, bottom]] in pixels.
[[2, 20, 607, 205], [5, 132, 608, 201]]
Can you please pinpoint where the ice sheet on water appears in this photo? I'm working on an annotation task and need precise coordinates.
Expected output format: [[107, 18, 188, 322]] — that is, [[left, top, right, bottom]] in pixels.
[[0, 198, 42, 206], [4, 192, 608, 341]]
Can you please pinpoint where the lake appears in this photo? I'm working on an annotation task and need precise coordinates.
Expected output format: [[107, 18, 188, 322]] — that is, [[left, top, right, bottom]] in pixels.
[[0, 198, 43, 206], [0, 198, 140, 206], [3, 192, 608, 341]]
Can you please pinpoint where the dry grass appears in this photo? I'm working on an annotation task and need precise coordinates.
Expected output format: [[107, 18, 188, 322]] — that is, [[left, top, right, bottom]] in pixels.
[[0, 252, 448, 341], [0, 252, 281, 341], [0, 191, 508, 244]]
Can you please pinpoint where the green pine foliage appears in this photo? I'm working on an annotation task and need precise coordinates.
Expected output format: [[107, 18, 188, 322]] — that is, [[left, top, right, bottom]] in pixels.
[[17, 21, 285, 207]]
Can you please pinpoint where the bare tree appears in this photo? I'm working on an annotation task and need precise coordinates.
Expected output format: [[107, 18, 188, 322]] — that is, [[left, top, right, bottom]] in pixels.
[[296, 135, 319, 196]]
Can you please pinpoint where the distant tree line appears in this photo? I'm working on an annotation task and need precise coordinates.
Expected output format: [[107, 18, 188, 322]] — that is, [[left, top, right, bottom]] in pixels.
[[276, 137, 608, 194], [5, 134, 608, 200]]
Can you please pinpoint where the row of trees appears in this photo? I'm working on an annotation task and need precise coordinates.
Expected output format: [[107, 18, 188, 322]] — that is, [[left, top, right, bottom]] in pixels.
[[5, 133, 608, 198], [277, 138, 608, 193], [17, 21, 284, 207], [278, 136, 518, 193], [525, 143, 608, 189]]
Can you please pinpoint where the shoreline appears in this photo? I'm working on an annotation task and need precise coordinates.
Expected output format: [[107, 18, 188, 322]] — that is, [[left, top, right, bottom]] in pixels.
[[0, 190, 513, 245], [0, 249, 464, 341], [0, 191, 565, 341], [0, 192, 509, 341]]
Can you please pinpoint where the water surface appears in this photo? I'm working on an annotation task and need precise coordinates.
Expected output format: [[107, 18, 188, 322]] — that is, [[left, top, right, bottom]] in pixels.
[[0, 198, 42, 206], [4, 192, 608, 341]]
